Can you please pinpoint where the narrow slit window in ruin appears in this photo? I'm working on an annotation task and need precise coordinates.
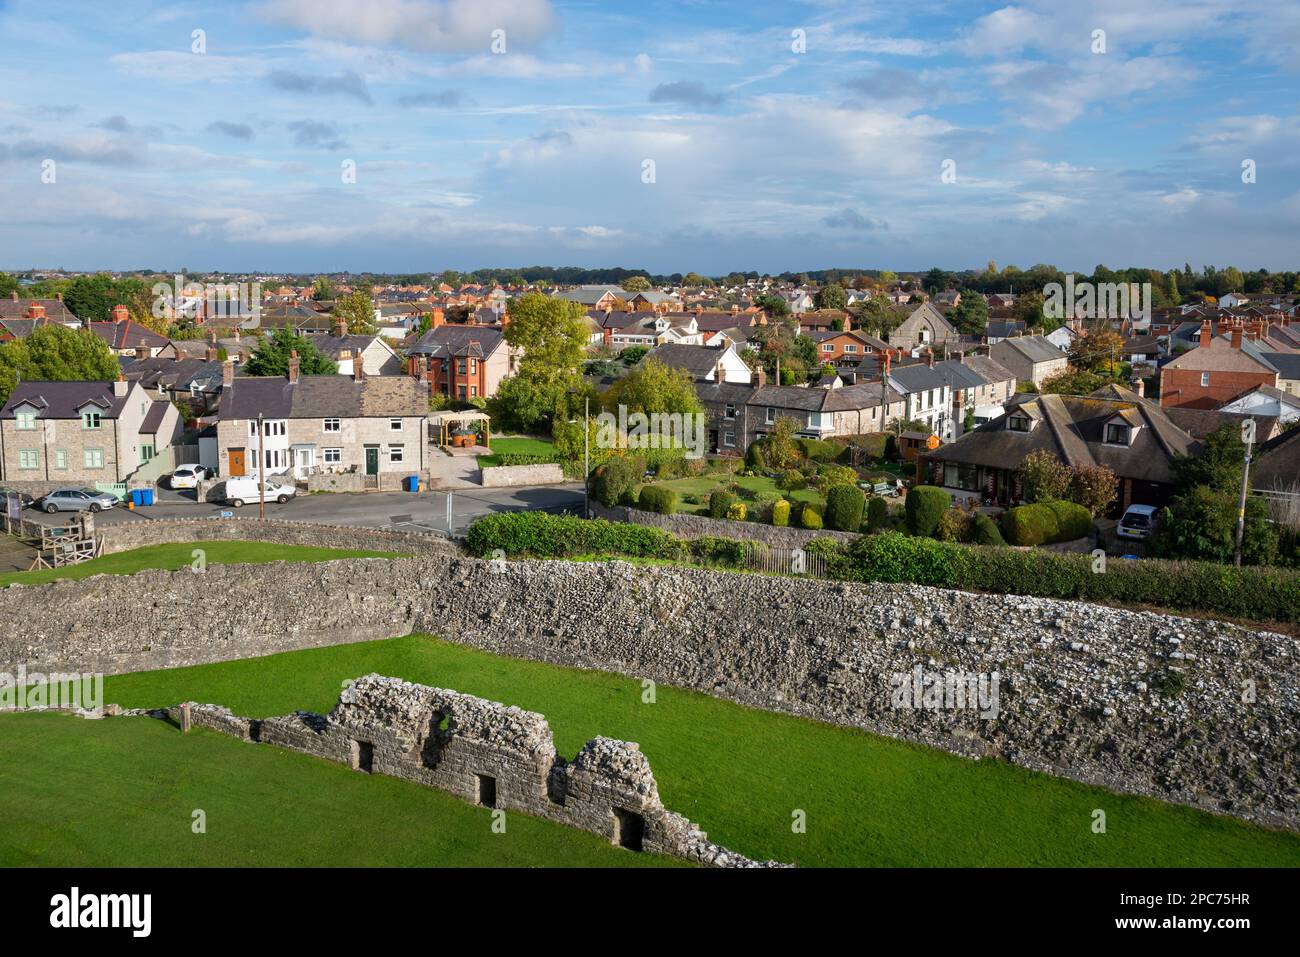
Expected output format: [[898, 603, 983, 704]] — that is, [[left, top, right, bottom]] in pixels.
[[352, 739, 374, 773], [476, 773, 497, 808], [612, 807, 644, 851]]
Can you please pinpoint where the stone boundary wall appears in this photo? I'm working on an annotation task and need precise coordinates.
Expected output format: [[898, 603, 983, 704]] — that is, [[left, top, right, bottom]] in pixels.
[[589, 502, 860, 547], [96, 517, 460, 558], [481, 463, 567, 488], [177, 674, 781, 867], [0, 554, 1296, 831]]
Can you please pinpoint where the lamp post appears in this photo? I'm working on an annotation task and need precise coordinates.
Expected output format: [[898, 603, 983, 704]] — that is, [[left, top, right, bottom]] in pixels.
[[583, 394, 590, 519], [1234, 418, 1256, 567], [257, 412, 265, 520]]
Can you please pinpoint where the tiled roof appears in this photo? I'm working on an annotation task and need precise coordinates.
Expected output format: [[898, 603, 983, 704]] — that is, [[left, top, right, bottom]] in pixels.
[[217, 375, 429, 420]]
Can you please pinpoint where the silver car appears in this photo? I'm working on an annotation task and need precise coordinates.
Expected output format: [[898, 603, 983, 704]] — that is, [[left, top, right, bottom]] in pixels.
[[38, 487, 119, 514]]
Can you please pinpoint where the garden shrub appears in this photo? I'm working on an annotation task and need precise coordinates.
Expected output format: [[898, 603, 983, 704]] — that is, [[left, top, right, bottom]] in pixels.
[[772, 499, 791, 527], [800, 504, 823, 530], [655, 456, 688, 480], [745, 440, 767, 470], [1000, 503, 1060, 546], [866, 496, 889, 532], [1044, 499, 1093, 541], [971, 513, 1005, 546], [936, 507, 973, 543], [751, 492, 782, 523], [824, 484, 865, 532], [689, 536, 746, 567], [904, 485, 951, 537], [816, 464, 859, 489], [797, 437, 844, 463], [726, 502, 748, 521], [778, 468, 807, 491], [494, 452, 562, 467], [590, 454, 646, 507], [708, 488, 736, 519], [465, 512, 683, 560], [637, 484, 678, 514]]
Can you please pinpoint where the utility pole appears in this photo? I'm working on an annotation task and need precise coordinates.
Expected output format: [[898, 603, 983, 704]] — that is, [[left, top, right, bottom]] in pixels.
[[257, 412, 265, 520], [583, 394, 590, 519], [1234, 418, 1256, 567]]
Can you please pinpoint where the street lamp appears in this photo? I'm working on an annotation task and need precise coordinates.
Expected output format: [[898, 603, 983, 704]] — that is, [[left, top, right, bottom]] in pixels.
[[568, 389, 591, 519], [257, 412, 266, 520]]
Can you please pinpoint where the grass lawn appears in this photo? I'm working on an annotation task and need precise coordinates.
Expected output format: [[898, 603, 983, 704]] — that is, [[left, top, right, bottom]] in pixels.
[[477, 435, 558, 469], [642, 472, 825, 515], [15, 634, 1295, 868], [0, 541, 399, 588]]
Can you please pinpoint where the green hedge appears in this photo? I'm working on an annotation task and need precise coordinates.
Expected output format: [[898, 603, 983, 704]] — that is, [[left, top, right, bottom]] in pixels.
[[591, 455, 646, 507], [905, 485, 951, 537], [772, 499, 791, 527], [825, 484, 865, 532], [465, 512, 683, 560], [800, 504, 823, 530], [866, 496, 889, 531], [708, 488, 736, 519], [972, 513, 1005, 546], [1002, 500, 1092, 545], [637, 484, 678, 514], [1045, 500, 1092, 541]]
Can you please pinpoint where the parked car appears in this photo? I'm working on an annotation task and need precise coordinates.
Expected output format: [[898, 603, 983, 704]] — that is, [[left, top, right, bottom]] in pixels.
[[0, 486, 35, 509], [224, 477, 296, 507], [167, 464, 210, 489], [36, 488, 119, 514], [1116, 504, 1159, 540]]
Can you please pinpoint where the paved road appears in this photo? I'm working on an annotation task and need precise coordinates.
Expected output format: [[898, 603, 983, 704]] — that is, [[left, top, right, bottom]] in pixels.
[[21, 483, 587, 537]]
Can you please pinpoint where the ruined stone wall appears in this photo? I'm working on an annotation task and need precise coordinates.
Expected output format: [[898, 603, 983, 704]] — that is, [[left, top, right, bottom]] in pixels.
[[97, 517, 459, 557], [177, 675, 778, 867], [0, 552, 1296, 830]]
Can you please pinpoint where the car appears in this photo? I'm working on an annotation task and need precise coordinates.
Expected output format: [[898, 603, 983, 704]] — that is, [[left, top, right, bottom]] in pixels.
[[224, 477, 297, 507], [36, 488, 119, 514], [0, 486, 35, 510], [167, 464, 209, 489], [1116, 504, 1159, 540]]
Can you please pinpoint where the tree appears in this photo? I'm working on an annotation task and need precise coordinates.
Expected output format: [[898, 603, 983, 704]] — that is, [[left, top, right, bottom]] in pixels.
[[621, 275, 651, 292], [243, 329, 338, 377], [753, 293, 790, 320], [0, 273, 18, 299], [332, 291, 376, 334], [1172, 424, 1245, 495], [492, 292, 587, 432], [1074, 329, 1125, 372], [1017, 450, 1072, 503], [950, 293, 988, 336], [0, 325, 121, 405], [312, 277, 336, 301], [1151, 487, 1277, 566], [1070, 463, 1118, 516], [765, 415, 801, 469], [815, 283, 847, 311], [62, 272, 119, 323], [603, 357, 702, 416]]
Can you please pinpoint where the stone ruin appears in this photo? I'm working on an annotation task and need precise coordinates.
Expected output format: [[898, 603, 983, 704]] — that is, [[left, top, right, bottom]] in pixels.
[[173, 674, 785, 868]]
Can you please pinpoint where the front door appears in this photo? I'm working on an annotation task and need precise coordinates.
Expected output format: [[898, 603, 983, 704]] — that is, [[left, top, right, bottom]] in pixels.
[[365, 447, 379, 476], [296, 448, 314, 479], [229, 448, 246, 477]]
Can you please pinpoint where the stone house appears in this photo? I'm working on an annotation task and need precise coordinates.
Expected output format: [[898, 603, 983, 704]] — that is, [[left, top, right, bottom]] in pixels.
[[0, 378, 182, 484], [307, 320, 404, 377], [744, 378, 907, 448], [989, 334, 1068, 387], [887, 302, 960, 350], [215, 357, 431, 481]]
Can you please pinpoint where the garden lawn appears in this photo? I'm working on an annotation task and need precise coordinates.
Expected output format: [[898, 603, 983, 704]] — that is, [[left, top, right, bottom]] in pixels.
[[22, 633, 1298, 868], [0, 541, 399, 587], [640, 473, 825, 516], [477, 435, 558, 469]]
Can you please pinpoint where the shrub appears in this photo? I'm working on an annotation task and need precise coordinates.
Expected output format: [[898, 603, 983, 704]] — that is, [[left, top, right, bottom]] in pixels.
[[745, 440, 767, 470], [1018, 450, 1072, 504], [804, 536, 841, 556], [816, 464, 859, 489], [971, 513, 1005, 546], [726, 502, 748, 521], [751, 492, 782, 523], [637, 484, 678, 514], [936, 507, 973, 543], [708, 487, 736, 519], [655, 456, 688, 480], [494, 452, 562, 467], [1000, 503, 1059, 546], [591, 455, 646, 507], [905, 485, 951, 537], [772, 499, 791, 527], [824, 484, 865, 532], [800, 504, 823, 530], [798, 437, 844, 463], [465, 512, 683, 560], [1045, 499, 1092, 541], [777, 468, 807, 491], [866, 496, 889, 532], [689, 536, 746, 567]]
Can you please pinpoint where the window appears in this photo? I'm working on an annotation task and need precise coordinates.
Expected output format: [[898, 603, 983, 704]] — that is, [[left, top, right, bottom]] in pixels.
[[844, 344, 857, 354], [822, 344, 834, 353], [1201, 372, 1211, 387], [470, 386, 477, 398], [140, 445, 155, 464], [457, 385, 467, 399], [457, 359, 467, 374], [766, 407, 776, 424], [724, 403, 736, 419], [82, 410, 101, 430], [18, 450, 38, 469], [84, 449, 104, 469], [323, 418, 341, 432], [249, 421, 257, 437], [388, 418, 404, 432], [1105, 424, 1129, 445], [323, 448, 342, 464], [388, 445, 405, 464], [54, 450, 67, 469], [15, 412, 36, 430], [469, 358, 477, 374], [944, 462, 981, 492], [723, 431, 735, 447], [1008, 415, 1030, 433]]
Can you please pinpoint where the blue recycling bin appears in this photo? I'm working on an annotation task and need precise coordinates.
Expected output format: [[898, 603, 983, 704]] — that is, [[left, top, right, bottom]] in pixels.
[[405, 475, 421, 493], [130, 489, 144, 507], [142, 488, 155, 506]]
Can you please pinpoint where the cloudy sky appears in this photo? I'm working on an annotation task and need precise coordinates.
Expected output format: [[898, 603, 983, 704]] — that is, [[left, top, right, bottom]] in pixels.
[[0, 0, 1297, 274]]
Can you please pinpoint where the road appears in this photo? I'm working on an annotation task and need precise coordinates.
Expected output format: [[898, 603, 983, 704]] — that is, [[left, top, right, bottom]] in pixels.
[[22, 483, 587, 537]]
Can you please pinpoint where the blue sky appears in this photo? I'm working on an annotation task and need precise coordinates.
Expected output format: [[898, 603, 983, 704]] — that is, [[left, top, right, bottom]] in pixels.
[[0, 0, 1297, 275]]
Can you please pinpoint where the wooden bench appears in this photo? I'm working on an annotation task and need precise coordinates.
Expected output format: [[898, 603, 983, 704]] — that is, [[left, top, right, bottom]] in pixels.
[[860, 481, 900, 497]]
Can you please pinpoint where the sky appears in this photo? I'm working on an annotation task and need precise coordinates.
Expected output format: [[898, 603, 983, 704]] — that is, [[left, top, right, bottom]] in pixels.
[[0, 0, 1298, 275]]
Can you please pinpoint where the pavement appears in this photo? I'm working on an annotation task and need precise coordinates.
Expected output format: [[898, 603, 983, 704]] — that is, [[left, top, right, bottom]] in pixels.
[[19, 482, 587, 538]]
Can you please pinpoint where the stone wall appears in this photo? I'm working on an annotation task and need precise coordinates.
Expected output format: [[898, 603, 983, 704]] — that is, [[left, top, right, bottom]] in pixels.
[[589, 502, 860, 547], [180, 674, 779, 867], [96, 517, 459, 558], [480, 463, 567, 488], [1, 552, 1296, 830]]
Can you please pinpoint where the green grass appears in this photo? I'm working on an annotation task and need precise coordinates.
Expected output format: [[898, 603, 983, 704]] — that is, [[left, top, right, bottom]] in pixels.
[[16, 634, 1295, 868], [0, 541, 399, 587], [477, 435, 558, 469], [642, 473, 825, 515]]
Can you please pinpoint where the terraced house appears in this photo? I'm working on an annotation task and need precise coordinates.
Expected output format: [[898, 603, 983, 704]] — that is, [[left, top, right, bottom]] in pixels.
[[0, 378, 182, 484], [216, 356, 430, 483]]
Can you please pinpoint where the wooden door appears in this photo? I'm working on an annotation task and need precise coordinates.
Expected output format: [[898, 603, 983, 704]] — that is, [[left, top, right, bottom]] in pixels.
[[229, 448, 246, 477]]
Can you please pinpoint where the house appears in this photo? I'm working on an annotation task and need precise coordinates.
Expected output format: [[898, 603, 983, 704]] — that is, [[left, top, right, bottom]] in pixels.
[[600, 311, 703, 348], [0, 292, 82, 327], [985, 320, 1027, 344], [87, 311, 177, 358], [1159, 320, 1279, 409], [796, 309, 849, 334], [885, 355, 954, 439], [806, 329, 879, 365], [1253, 426, 1300, 494], [121, 352, 226, 414], [215, 358, 430, 481], [934, 354, 1017, 435], [307, 321, 404, 377], [647, 342, 752, 384], [1045, 324, 1077, 352], [555, 286, 627, 311], [887, 302, 960, 351], [1218, 385, 1300, 427], [989, 335, 1069, 387], [0, 378, 182, 483], [744, 378, 908, 449], [921, 386, 1197, 512], [782, 291, 814, 315], [406, 323, 519, 401]]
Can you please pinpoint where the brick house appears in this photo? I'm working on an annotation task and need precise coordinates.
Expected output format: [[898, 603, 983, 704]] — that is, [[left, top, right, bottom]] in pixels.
[[215, 357, 430, 481], [87, 309, 177, 358], [405, 322, 519, 401], [0, 378, 182, 484], [1159, 319, 1280, 409], [806, 329, 883, 366]]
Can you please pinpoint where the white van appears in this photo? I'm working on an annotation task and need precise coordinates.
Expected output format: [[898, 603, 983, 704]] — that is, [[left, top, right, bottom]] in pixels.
[[224, 477, 297, 507]]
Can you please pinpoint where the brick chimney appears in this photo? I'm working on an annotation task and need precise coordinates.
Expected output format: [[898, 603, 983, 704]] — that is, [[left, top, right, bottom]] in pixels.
[[353, 357, 365, 382], [222, 359, 234, 388], [113, 373, 128, 397], [206, 345, 218, 362], [111, 304, 130, 323], [333, 317, 347, 338], [136, 341, 149, 360], [26, 303, 45, 319], [431, 307, 445, 328], [288, 350, 300, 384], [1231, 320, 1243, 350], [753, 365, 767, 387], [926, 348, 934, 368], [1199, 319, 1212, 347]]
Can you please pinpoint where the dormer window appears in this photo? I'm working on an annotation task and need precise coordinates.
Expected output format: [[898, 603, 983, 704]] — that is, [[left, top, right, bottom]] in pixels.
[[15, 411, 37, 430], [1105, 423, 1130, 445], [1008, 415, 1031, 433], [82, 410, 102, 430]]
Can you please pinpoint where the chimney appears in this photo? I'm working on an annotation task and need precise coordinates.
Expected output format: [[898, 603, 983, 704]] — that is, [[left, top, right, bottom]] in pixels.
[[206, 345, 218, 362], [1199, 319, 1212, 348], [1134, 378, 1145, 399], [353, 357, 365, 382], [111, 304, 130, 323], [26, 303, 45, 320], [288, 350, 300, 384], [431, 307, 445, 328], [753, 366, 767, 387], [222, 359, 234, 388], [333, 317, 347, 338], [883, 351, 892, 377], [926, 348, 934, 368], [136, 341, 149, 360], [56, 292, 63, 302], [113, 373, 128, 397], [1231, 320, 1243, 350]]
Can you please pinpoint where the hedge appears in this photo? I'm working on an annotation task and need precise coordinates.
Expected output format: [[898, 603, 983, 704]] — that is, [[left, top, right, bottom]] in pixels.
[[637, 484, 678, 514], [971, 513, 1005, 546], [1001, 502, 1059, 546], [708, 488, 736, 519], [591, 455, 646, 507], [825, 484, 865, 532], [772, 499, 791, 527], [866, 496, 889, 531], [905, 485, 951, 537], [1045, 500, 1093, 541], [800, 504, 823, 530], [465, 512, 684, 560]]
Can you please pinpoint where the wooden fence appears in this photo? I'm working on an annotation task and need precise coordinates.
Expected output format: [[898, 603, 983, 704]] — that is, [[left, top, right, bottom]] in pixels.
[[739, 541, 830, 579]]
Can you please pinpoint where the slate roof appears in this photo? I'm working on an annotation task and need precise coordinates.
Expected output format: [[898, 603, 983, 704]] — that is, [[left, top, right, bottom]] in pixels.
[[140, 401, 170, 434], [995, 335, 1067, 364], [960, 354, 1017, 385], [217, 375, 429, 420], [0, 297, 81, 322], [748, 382, 904, 413], [121, 356, 224, 392], [647, 343, 732, 380], [1253, 427, 1300, 490], [986, 320, 1027, 339], [407, 325, 505, 359], [1, 381, 130, 420], [86, 320, 172, 351], [889, 363, 951, 393]]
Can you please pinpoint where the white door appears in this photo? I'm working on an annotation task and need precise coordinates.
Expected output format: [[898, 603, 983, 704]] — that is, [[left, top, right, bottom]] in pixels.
[[295, 448, 314, 479]]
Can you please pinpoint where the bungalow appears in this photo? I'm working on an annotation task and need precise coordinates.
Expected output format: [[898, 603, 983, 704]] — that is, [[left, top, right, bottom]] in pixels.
[[989, 335, 1068, 387], [0, 378, 182, 483]]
